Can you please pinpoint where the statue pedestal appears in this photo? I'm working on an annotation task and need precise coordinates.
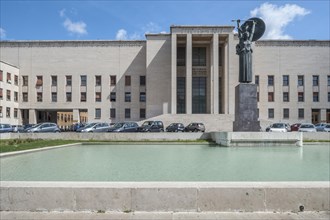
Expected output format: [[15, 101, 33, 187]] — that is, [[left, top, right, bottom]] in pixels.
[[233, 83, 261, 131]]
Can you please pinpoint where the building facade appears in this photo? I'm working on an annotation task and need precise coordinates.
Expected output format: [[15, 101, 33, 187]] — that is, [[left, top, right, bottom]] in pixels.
[[0, 25, 329, 131]]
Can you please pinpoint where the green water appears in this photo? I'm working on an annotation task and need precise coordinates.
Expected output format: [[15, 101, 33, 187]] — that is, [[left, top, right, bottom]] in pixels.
[[0, 144, 329, 181]]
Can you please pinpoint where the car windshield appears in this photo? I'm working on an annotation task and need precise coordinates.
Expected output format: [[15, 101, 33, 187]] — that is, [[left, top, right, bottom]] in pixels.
[[301, 124, 313, 128], [84, 123, 97, 128], [142, 121, 152, 126], [272, 123, 285, 128], [31, 123, 42, 128], [113, 123, 124, 128]]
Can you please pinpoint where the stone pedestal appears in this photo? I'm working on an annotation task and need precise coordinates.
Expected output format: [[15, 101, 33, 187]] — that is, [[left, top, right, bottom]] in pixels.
[[233, 84, 260, 131]]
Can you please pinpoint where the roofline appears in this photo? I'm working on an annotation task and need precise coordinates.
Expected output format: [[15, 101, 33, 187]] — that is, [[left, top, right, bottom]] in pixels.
[[170, 25, 235, 29], [0, 60, 19, 69]]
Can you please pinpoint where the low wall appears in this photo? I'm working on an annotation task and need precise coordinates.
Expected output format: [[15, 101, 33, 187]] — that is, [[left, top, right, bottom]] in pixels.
[[211, 132, 303, 147], [0, 182, 329, 212]]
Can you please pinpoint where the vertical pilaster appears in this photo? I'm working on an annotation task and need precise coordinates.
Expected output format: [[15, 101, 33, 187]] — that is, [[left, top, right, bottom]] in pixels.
[[212, 33, 219, 114], [171, 33, 177, 114], [73, 109, 80, 122], [186, 33, 192, 114], [29, 109, 37, 124]]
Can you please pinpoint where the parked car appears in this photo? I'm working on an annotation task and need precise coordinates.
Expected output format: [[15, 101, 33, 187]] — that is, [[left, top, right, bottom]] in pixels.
[[0, 124, 13, 133], [26, 123, 61, 133], [23, 124, 35, 130], [290, 123, 301, 132], [108, 122, 139, 132], [315, 123, 328, 132], [268, 123, 288, 132], [166, 123, 185, 132], [298, 123, 317, 132], [12, 125, 25, 133], [323, 124, 330, 132], [138, 121, 164, 132], [79, 122, 111, 133], [184, 123, 205, 132]]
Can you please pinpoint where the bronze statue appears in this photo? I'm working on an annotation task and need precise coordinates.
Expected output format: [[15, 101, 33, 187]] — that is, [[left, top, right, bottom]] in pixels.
[[235, 18, 265, 83]]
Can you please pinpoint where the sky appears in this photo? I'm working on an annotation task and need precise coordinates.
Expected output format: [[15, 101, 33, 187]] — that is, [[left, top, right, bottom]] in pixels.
[[0, 0, 329, 41]]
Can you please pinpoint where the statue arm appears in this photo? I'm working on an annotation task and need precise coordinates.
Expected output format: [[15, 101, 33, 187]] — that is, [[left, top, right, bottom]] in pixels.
[[249, 21, 256, 42]]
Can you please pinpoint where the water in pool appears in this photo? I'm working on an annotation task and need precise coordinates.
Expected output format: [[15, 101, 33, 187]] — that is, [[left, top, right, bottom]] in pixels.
[[1, 144, 329, 181]]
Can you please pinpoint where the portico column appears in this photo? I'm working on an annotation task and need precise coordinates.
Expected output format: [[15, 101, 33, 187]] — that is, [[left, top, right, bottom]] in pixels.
[[29, 109, 37, 124], [171, 33, 177, 114], [73, 109, 79, 122], [186, 33, 192, 114], [212, 33, 219, 114]]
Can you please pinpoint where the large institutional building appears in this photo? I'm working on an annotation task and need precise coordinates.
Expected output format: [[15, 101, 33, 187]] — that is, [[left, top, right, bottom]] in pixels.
[[1, 25, 329, 131]]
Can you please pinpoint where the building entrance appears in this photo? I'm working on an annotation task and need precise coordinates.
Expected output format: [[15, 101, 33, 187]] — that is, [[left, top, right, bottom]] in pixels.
[[312, 109, 320, 124]]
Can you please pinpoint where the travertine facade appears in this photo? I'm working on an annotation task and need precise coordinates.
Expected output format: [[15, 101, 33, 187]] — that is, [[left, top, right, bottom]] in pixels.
[[0, 25, 329, 131]]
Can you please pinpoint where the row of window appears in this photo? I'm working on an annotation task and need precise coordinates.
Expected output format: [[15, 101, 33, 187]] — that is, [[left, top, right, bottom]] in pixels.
[[20, 91, 146, 103], [96, 108, 146, 119], [0, 70, 19, 85], [0, 106, 18, 118], [0, 89, 18, 101], [22, 75, 146, 87], [267, 108, 306, 119], [255, 75, 330, 87], [258, 91, 330, 102]]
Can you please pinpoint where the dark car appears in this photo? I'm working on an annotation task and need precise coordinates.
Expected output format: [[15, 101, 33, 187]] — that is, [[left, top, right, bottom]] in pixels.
[[290, 123, 301, 132], [0, 124, 13, 133], [166, 123, 185, 132], [184, 123, 205, 132], [108, 122, 139, 132], [26, 123, 61, 133], [139, 121, 164, 132]]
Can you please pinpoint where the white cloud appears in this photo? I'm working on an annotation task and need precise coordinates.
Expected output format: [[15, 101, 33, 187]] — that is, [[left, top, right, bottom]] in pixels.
[[60, 8, 87, 36], [116, 29, 128, 40], [63, 18, 87, 35], [0, 28, 6, 39], [143, 22, 161, 34], [250, 2, 310, 39]]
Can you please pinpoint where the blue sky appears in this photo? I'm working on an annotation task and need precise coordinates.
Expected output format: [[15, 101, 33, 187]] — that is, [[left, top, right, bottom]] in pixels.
[[0, 0, 329, 41]]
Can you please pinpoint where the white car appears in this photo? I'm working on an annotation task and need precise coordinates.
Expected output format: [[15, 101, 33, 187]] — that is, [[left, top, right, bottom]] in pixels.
[[269, 123, 288, 132], [323, 124, 330, 132], [298, 123, 316, 132]]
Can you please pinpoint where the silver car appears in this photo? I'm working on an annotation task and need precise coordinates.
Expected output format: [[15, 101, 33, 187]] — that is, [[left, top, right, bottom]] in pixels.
[[298, 123, 316, 132], [315, 123, 327, 132], [26, 123, 61, 133], [269, 123, 288, 132], [80, 122, 111, 132], [323, 124, 330, 132]]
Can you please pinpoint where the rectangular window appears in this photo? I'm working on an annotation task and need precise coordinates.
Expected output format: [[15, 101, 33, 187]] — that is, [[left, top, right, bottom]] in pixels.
[[328, 75, 330, 86], [283, 75, 289, 86], [81, 92, 87, 102], [110, 108, 116, 118], [37, 92, 43, 102], [6, 90, 11, 101], [81, 75, 87, 86], [7, 72, 11, 83], [51, 92, 57, 102], [298, 75, 304, 86], [14, 91, 18, 102], [66, 92, 72, 102], [96, 75, 102, 86], [110, 92, 116, 102], [14, 108, 18, 118], [177, 47, 186, 66], [283, 108, 289, 119], [125, 108, 130, 118], [22, 93, 28, 102], [6, 107, 10, 118], [268, 75, 274, 86], [283, 92, 289, 102], [255, 75, 259, 85], [298, 108, 304, 119], [110, 75, 116, 86], [125, 92, 131, 102], [14, 75, 18, 85], [140, 108, 146, 119], [66, 75, 72, 86], [298, 92, 304, 102], [0, 88, 2, 99], [95, 92, 101, 102], [313, 92, 319, 102], [95, 108, 101, 119], [257, 92, 259, 102], [140, 76, 146, 86], [328, 92, 330, 102], [140, 92, 146, 102], [177, 77, 186, 114], [0, 70, 3, 81], [268, 92, 274, 102], [192, 47, 206, 66], [268, 108, 274, 119], [22, 76, 28, 86], [36, 76, 43, 86], [313, 75, 319, 86], [125, 75, 131, 86], [0, 106, 2, 117], [51, 76, 57, 86]]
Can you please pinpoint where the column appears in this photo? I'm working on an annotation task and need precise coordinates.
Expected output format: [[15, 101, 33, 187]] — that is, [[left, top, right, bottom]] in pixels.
[[73, 109, 80, 122], [171, 33, 177, 114], [320, 109, 327, 122], [186, 33, 192, 114], [29, 109, 37, 124], [212, 33, 219, 114]]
